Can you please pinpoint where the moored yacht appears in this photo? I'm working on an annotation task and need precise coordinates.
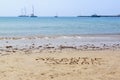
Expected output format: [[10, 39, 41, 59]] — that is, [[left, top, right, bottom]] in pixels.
[[91, 14, 101, 17], [18, 7, 29, 17], [30, 6, 37, 17]]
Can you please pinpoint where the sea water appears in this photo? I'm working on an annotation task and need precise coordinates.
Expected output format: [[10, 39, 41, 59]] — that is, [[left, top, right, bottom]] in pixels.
[[0, 17, 120, 37], [0, 17, 120, 49]]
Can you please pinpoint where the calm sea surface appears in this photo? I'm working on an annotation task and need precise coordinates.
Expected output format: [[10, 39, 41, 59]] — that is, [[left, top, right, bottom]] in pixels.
[[0, 17, 120, 37]]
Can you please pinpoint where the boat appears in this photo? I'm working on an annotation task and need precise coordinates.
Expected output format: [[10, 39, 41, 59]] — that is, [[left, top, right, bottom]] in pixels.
[[54, 13, 58, 18], [18, 7, 29, 17], [91, 14, 101, 17], [30, 6, 37, 17], [18, 15, 29, 17], [54, 16, 58, 18]]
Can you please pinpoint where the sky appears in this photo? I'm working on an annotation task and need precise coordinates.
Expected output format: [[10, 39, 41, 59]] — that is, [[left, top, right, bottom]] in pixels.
[[0, 0, 120, 16]]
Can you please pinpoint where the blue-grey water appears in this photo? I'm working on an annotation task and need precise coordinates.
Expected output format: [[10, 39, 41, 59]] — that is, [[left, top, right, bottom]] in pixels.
[[0, 17, 120, 49], [0, 17, 120, 37]]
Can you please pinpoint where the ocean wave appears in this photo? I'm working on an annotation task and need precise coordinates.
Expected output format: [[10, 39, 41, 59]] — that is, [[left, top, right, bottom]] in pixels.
[[0, 34, 120, 40]]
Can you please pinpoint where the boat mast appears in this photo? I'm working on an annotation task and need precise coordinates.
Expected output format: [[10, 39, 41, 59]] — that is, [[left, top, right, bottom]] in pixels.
[[24, 7, 27, 16], [21, 8, 23, 15], [32, 6, 34, 16], [54, 12, 58, 18]]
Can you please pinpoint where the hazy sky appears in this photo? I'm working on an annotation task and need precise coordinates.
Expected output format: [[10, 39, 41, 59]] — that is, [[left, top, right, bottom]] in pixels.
[[0, 0, 120, 16]]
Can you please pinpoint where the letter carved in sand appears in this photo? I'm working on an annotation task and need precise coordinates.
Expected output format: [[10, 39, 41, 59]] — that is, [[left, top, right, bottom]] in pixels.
[[35, 57, 104, 65]]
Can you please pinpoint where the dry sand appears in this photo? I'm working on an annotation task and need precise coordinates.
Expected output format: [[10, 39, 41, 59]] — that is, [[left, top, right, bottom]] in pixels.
[[0, 49, 120, 80]]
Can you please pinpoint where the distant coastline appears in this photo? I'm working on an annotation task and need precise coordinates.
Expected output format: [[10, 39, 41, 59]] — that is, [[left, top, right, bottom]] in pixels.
[[77, 15, 120, 17]]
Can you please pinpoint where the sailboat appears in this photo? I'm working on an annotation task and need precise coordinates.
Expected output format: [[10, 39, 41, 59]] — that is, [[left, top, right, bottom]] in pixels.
[[30, 6, 37, 17], [91, 14, 101, 17], [54, 13, 58, 18], [18, 7, 29, 17]]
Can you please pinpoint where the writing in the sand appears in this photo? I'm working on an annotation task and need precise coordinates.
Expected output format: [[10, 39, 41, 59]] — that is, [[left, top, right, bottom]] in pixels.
[[35, 57, 104, 65]]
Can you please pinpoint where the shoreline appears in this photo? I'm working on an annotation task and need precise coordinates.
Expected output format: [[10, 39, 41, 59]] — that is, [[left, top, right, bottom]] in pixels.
[[0, 35, 120, 80], [0, 34, 120, 40], [0, 34, 120, 51]]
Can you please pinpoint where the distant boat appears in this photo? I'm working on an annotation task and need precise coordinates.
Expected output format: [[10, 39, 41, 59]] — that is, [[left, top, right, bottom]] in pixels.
[[54, 13, 58, 18], [91, 14, 101, 17], [30, 6, 37, 17], [18, 15, 29, 17], [18, 7, 29, 17], [54, 15, 58, 18], [30, 14, 37, 17]]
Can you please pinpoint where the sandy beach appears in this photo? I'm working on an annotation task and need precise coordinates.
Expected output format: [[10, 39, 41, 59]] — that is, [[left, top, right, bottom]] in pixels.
[[0, 35, 119, 80], [0, 47, 120, 80]]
